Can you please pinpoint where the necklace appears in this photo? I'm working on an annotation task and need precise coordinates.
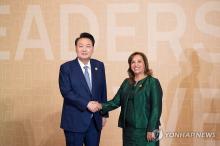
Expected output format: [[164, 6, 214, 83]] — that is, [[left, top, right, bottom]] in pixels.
[[134, 75, 147, 82]]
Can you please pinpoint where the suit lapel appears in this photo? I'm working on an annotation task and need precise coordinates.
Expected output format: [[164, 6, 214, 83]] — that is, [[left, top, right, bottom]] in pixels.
[[72, 59, 91, 95], [91, 60, 98, 98]]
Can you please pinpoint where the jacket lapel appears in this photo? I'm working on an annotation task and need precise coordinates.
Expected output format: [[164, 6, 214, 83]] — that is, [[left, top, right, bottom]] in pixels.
[[91, 60, 98, 98], [72, 59, 91, 95]]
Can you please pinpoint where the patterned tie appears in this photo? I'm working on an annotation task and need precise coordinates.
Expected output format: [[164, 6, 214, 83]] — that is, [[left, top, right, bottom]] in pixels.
[[84, 66, 92, 91]]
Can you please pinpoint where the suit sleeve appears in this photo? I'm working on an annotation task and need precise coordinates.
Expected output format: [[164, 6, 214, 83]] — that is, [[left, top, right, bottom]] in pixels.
[[147, 78, 163, 132], [59, 64, 88, 111], [101, 79, 126, 114], [100, 62, 109, 117]]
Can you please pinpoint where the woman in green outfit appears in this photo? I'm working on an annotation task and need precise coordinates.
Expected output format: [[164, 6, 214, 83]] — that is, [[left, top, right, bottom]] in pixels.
[[101, 52, 163, 146]]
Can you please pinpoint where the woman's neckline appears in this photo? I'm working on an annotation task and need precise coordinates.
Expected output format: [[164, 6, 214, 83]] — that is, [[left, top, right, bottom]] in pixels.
[[134, 75, 148, 82], [134, 75, 149, 85]]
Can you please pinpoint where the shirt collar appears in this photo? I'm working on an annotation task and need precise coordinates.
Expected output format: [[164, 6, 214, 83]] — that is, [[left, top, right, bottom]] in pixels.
[[77, 58, 91, 69]]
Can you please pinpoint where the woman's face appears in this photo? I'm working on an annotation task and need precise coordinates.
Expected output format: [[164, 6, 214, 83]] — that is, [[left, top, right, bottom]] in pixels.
[[130, 54, 145, 76]]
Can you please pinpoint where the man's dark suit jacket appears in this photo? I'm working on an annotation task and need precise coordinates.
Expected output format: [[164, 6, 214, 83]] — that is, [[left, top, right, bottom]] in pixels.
[[59, 58, 107, 132]]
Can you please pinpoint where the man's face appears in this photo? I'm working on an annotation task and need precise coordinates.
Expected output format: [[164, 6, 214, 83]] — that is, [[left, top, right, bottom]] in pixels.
[[75, 38, 94, 64]]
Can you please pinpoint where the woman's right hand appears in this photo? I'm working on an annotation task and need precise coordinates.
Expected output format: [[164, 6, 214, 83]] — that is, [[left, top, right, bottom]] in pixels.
[[146, 132, 155, 141]]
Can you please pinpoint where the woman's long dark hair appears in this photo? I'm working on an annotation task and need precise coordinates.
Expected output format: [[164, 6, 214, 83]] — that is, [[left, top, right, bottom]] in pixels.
[[127, 52, 152, 83]]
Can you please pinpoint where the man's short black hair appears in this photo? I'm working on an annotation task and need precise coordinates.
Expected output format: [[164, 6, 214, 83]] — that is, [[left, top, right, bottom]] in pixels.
[[75, 32, 95, 46]]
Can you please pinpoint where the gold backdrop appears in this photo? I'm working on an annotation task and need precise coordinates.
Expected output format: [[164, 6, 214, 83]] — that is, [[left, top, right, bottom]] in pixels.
[[0, 0, 219, 146]]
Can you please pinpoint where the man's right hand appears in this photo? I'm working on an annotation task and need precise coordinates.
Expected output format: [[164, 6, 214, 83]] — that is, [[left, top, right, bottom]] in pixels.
[[87, 101, 102, 112]]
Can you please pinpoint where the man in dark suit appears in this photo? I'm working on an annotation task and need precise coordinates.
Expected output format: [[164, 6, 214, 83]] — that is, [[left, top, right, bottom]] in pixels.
[[59, 32, 108, 146]]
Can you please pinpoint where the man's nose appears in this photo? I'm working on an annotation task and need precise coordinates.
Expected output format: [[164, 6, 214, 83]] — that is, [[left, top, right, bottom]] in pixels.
[[82, 47, 87, 51]]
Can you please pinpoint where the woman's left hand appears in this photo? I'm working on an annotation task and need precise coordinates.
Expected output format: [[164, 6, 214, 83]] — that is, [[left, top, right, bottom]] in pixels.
[[146, 132, 155, 141]]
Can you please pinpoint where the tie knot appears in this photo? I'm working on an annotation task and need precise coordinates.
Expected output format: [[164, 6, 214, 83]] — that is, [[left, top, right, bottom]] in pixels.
[[84, 65, 89, 70]]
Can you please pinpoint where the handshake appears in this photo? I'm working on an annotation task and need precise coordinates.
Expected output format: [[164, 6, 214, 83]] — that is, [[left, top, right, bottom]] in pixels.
[[87, 101, 102, 113]]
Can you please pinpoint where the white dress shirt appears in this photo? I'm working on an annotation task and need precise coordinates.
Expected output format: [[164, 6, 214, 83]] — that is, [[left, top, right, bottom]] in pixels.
[[78, 59, 92, 84]]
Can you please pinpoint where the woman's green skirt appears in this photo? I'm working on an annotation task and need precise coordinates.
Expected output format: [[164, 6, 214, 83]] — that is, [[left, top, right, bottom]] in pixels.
[[123, 127, 159, 146]]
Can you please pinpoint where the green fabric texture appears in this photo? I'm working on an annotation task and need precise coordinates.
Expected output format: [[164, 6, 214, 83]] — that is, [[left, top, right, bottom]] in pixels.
[[123, 127, 159, 146], [102, 75, 162, 146]]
